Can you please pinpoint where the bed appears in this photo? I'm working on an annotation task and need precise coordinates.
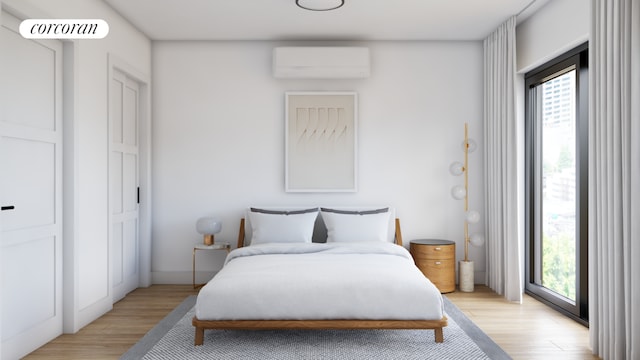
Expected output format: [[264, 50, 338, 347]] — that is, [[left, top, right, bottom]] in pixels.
[[192, 207, 448, 345]]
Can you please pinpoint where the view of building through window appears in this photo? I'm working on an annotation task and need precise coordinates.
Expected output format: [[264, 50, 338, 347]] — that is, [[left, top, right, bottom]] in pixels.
[[540, 70, 576, 301]]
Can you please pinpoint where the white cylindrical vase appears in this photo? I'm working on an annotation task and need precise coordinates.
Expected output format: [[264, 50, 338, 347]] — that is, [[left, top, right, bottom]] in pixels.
[[459, 260, 474, 292]]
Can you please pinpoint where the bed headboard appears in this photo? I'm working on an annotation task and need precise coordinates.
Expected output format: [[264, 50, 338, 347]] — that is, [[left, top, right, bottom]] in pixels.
[[237, 206, 403, 248]]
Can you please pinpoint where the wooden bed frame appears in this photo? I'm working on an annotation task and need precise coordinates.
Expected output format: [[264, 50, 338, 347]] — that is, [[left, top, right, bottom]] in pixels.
[[192, 217, 448, 345]]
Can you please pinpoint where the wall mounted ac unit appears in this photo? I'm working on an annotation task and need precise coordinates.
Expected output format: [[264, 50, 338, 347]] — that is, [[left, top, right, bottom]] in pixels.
[[273, 47, 370, 79]]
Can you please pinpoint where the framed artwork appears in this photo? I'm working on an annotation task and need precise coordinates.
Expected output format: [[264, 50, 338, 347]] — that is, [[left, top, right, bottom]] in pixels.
[[285, 91, 357, 192]]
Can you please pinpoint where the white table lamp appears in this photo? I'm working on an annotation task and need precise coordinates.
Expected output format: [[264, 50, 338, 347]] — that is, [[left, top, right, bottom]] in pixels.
[[196, 217, 222, 246]]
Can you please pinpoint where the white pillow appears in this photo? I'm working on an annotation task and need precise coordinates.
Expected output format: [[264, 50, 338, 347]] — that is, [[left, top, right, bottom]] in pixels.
[[248, 207, 319, 245], [320, 208, 390, 243]]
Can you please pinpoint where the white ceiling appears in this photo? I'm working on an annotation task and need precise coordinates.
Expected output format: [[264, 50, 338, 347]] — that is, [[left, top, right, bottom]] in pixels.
[[102, 0, 550, 41]]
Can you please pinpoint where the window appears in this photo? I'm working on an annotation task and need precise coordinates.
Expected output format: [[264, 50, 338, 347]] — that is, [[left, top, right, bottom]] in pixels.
[[524, 43, 588, 324]]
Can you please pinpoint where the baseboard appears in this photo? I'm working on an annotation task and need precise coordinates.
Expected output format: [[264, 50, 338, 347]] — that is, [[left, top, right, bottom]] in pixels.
[[151, 270, 220, 285]]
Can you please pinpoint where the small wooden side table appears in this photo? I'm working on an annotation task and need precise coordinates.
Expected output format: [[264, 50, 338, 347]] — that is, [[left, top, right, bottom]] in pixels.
[[410, 239, 456, 293], [192, 242, 231, 289]]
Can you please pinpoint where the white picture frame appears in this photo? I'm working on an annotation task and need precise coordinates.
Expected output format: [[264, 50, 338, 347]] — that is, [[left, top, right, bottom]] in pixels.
[[285, 91, 358, 192]]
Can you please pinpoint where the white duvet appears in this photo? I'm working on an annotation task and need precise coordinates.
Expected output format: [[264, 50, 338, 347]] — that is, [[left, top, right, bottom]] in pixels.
[[195, 242, 444, 321]]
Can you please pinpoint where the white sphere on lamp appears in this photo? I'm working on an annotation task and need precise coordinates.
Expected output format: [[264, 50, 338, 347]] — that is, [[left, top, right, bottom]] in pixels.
[[466, 210, 480, 224], [462, 138, 478, 153], [449, 161, 465, 176], [451, 185, 466, 200], [470, 233, 485, 247]]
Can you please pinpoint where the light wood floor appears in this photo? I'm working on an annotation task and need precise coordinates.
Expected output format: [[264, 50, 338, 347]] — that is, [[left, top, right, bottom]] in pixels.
[[447, 286, 598, 360], [23, 285, 597, 360], [23, 285, 199, 360]]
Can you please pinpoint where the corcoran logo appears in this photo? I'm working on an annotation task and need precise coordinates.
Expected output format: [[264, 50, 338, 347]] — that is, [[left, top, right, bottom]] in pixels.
[[19, 19, 109, 39]]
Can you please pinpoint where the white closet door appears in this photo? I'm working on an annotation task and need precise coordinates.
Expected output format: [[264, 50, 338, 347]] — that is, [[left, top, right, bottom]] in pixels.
[[110, 69, 140, 302], [0, 12, 63, 359]]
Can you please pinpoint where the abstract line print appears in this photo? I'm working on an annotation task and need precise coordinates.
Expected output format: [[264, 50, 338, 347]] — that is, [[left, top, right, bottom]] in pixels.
[[286, 93, 356, 192]]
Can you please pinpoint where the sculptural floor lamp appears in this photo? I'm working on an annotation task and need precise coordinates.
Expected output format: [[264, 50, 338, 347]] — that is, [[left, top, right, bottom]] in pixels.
[[450, 123, 484, 292]]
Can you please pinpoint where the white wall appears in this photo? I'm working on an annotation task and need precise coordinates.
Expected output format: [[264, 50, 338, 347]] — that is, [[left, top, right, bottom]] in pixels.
[[0, 0, 151, 333], [151, 40, 486, 284], [516, 0, 590, 73]]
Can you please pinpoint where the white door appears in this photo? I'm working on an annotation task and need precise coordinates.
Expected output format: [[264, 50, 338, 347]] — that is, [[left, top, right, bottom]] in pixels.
[[110, 69, 140, 302], [0, 12, 63, 359]]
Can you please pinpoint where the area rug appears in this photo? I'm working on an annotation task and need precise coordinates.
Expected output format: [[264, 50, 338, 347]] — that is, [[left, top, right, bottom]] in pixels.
[[121, 296, 511, 360]]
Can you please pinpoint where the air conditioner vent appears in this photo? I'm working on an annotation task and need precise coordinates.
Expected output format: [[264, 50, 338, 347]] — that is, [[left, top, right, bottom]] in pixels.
[[273, 47, 370, 79]]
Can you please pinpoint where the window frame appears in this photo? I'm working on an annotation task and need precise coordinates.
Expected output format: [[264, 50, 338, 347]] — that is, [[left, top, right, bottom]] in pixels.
[[524, 43, 589, 325]]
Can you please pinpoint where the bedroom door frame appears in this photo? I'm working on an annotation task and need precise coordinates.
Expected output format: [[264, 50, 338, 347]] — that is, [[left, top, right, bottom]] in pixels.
[[107, 54, 152, 299]]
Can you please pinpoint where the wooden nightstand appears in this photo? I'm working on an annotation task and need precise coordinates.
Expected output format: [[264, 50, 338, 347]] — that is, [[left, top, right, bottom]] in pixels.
[[410, 239, 456, 293]]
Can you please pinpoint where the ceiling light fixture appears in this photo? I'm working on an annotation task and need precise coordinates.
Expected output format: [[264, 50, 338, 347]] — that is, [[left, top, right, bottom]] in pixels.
[[296, 0, 345, 11]]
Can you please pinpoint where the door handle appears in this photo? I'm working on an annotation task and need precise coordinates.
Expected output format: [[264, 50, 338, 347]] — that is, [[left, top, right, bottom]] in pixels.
[[1, 205, 15, 211]]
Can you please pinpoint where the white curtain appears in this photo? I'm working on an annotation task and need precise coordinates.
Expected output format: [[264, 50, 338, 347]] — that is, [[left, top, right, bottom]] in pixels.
[[483, 16, 523, 303], [589, 1, 640, 359]]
